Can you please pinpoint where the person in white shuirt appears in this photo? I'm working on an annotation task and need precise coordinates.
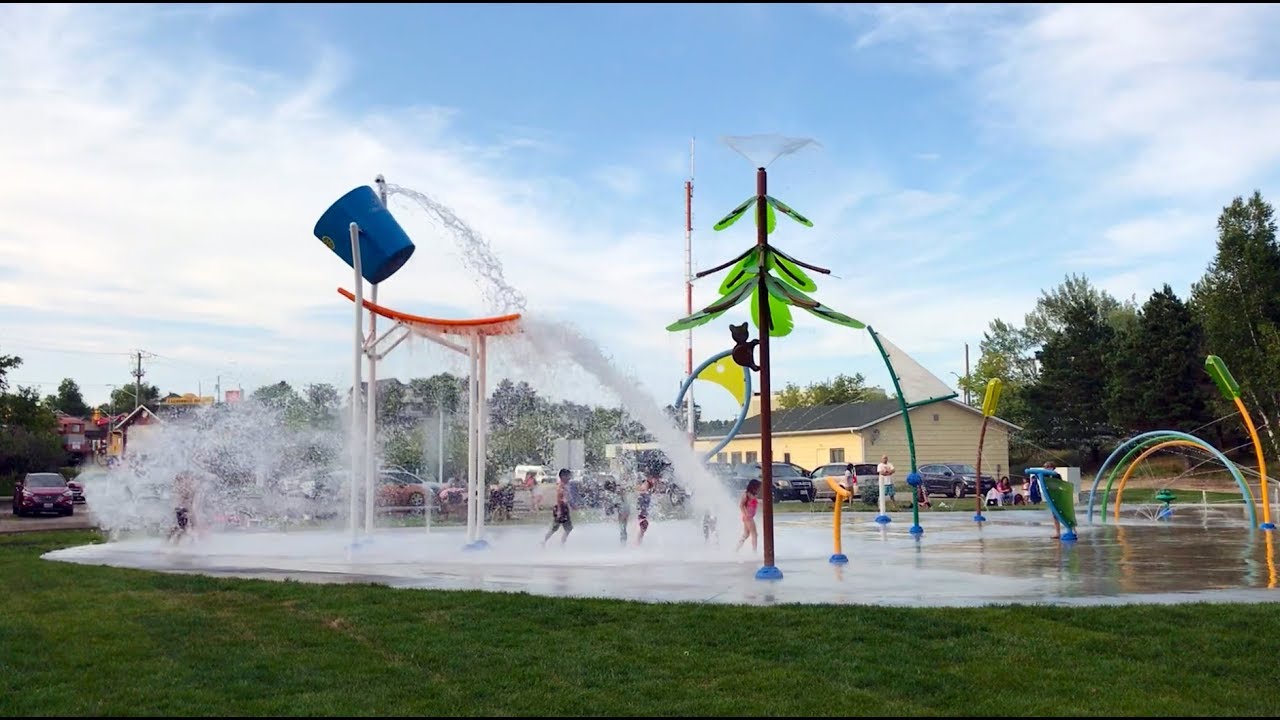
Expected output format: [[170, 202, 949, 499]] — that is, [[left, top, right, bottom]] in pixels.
[[876, 454, 898, 516]]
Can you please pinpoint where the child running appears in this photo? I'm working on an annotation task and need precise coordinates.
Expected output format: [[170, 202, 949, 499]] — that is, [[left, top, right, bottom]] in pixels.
[[736, 479, 761, 553], [602, 477, 631, 544], [635, 468, 659, 545], [542, 468, 574, 547], [167, 470, 199, 544]]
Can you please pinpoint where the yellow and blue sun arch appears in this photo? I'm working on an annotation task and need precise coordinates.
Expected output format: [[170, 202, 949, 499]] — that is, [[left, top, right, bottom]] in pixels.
[[674, 348, 754, 461]]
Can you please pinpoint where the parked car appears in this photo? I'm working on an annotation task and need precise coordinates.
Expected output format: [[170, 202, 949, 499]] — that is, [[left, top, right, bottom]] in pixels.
[[725, 462, 815, 503], [66, 477, 85, 503], [810, 462, 879, 501], [917, 463, 996, 498], [13, 472, 75, 517], [377, 468, 441, 511]]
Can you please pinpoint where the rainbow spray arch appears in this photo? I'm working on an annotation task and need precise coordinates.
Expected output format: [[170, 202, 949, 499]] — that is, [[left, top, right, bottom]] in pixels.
[[1085, 430, 1257, 527]]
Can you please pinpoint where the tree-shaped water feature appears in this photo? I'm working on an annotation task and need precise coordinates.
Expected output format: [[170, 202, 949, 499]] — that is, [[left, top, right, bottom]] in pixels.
[[667, 159, 861, 580]]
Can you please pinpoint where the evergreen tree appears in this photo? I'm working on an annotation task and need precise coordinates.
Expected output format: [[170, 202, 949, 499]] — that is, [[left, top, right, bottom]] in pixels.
[[1108, 285, 1210, 434], [1190, 191, 1280, 458], [1024, 295, 1116, 461]]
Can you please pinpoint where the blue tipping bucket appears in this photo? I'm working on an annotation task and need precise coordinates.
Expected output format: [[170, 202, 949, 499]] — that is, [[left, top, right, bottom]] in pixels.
[[313, 185, 416, 284]]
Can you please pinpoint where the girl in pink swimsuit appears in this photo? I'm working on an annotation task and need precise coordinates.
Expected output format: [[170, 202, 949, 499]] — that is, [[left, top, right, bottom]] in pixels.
[[736, 479, 761, 553]]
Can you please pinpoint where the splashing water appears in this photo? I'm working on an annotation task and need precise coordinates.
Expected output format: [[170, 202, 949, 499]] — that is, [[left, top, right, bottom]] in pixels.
[[520, 315, 736, 516], [385, 184, 527, 315], [387, 183, 736, 518], [83, 401, 350, 537], [722, 134, 821, 168]]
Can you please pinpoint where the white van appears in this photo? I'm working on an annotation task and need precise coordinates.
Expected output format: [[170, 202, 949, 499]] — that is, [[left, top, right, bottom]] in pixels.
[[512, 465, 550, 485]]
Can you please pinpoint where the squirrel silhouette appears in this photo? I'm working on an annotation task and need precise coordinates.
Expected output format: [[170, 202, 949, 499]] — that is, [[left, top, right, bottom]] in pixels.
[[730, 322, 760, 371]]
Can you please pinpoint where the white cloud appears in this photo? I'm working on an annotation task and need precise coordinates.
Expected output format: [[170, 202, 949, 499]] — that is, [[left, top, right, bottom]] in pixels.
[[0, 5, 689, 407], [1064, 210, 1207, 267], [839, 4, 1280, 202]]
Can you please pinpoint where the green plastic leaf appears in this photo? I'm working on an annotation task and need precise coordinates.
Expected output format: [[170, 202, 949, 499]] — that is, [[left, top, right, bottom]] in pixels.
[[713, 196, 757, 231], [700, 275, 757, 315], [765, 248, 817, 292], [668, 276, 757, 332], [666, 307, 729, 332], [717, 248, 760, 295], [804, 304, 865, 330], [766, 195, 814, 227], [763, 275, 865, 329], [763, 274, 817, 309], [762, 202, 777, 235], [750, 284, 794, 337]]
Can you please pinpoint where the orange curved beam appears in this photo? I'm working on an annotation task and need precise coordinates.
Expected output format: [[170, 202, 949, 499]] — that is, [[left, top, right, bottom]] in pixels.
[[1113, 439, 1210, 522], [338, 288, 522, 336]]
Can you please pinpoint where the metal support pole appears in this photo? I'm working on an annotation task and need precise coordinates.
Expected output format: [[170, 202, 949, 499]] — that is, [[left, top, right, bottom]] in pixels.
[[754, 167, 781, 581], [348, 222, 364, 545], [364, 175, 389, 537], [364, 283, 379, 536], [476, 334, 488, 541], [466, 335, 479, 544]]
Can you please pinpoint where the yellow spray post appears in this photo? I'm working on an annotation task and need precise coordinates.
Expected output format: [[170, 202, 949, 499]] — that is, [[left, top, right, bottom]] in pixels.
[[1205, 355, 1273, 530], [827, 477, 850, 564], [973, 378, 1003, 523]]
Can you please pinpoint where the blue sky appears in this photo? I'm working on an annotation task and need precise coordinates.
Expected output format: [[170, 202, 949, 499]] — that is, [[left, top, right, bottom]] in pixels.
[[3, 3, 1280, 422]]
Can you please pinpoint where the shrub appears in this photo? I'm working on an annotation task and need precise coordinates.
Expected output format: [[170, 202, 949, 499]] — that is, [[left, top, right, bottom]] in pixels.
[[858, 482, 880, 506]]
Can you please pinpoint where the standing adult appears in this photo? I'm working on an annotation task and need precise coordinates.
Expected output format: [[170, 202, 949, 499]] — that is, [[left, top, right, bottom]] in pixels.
[[876, 454, 898, 516]]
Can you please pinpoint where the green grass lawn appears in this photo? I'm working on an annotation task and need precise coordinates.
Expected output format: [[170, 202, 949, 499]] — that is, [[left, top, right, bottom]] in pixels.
[[3, 530, 1280, 716]]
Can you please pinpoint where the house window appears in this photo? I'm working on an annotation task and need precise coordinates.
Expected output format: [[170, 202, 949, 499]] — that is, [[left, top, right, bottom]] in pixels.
[[716, 452, 727, 464], [783, 452, 791, 464], [932, 414, 940, 422], [745, 451, 758, 463], [731, 452, 742, 464], [829, 447, 845, 463]]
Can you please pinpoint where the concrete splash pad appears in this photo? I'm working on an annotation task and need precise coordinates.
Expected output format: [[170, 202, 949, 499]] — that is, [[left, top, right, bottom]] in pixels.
[[43, 508, 1280, 607]]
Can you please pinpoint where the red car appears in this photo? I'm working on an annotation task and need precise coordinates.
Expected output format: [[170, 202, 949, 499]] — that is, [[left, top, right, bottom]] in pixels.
[[66, 478, 85, 503], [13, 472, 75, 517]]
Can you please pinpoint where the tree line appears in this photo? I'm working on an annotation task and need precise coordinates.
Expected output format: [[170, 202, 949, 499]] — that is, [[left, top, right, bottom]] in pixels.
[[956, 191, 1280, 469], [0, 352, 75, 488]]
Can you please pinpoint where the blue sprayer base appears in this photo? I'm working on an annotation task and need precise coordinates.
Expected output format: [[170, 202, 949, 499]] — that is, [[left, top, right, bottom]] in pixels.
[[1262, 522, 1276, 531], [874, 514, 892, 524], [755, 565, 783, 581], [829, 553, 848, 565], [973, 513, 987, 522], [909, 524, 924, 536], [1061, 531, 1078, 542], [463, 539, 490, 552]]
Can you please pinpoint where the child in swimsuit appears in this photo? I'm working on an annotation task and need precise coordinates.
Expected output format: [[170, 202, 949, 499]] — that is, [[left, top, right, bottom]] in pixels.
[[702, 510, 718, 544], [735, 479, 761, 553], [542, 468, 574, 546], [167, 471, 198, 543], [636, 470, 659, 545], [603, 478, 630, 544]]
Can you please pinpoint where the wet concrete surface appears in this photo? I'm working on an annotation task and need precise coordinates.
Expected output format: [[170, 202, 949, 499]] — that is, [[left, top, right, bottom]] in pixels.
[[41, 506, 1280, 607], [0, 500, 97, 534]]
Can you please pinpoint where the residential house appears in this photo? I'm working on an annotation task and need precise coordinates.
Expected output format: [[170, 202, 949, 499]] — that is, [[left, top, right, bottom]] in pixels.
[[695, 397, 1020, 477], [107, 405, 164, 458], [55, 413, 91, 463]]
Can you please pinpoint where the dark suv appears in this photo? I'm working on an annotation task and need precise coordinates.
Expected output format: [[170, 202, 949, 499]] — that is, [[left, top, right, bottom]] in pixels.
[[13, 472, 75, 517], [726, 462, 815, 503], [917, 463, 995, 499]]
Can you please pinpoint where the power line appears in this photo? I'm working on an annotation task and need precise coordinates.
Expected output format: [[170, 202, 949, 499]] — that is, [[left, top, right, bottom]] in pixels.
[[0, 339, 134, 357]]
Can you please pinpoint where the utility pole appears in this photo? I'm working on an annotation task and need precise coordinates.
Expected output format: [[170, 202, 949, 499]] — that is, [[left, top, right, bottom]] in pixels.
[[685, 137, 696, 446], [132, 351, 144, 410], [963, 343, 970, 405], [130, 351, 155, 409]]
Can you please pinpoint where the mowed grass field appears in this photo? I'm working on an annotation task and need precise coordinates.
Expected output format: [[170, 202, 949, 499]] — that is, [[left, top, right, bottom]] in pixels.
[[2, 530, 1279, 716]]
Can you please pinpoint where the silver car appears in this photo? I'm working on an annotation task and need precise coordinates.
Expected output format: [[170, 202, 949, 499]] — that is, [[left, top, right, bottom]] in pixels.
[[810, 462, 879, 502]]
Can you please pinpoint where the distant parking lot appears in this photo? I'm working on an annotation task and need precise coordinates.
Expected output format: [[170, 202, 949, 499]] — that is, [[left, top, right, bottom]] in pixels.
[[0, 498, 97, 534]]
